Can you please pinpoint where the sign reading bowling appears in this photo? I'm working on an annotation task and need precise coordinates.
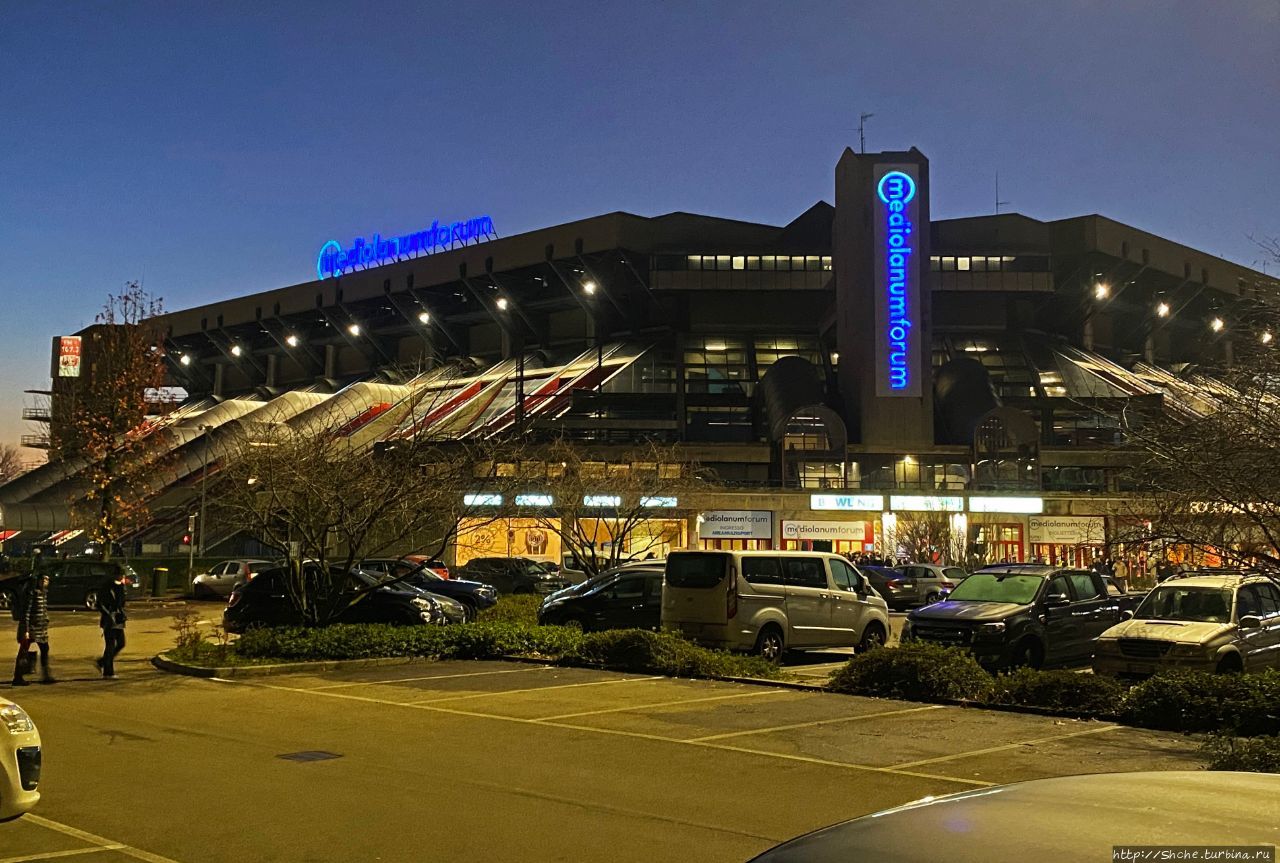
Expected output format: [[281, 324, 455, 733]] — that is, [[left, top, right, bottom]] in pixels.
[[873, 165, 921, 397]]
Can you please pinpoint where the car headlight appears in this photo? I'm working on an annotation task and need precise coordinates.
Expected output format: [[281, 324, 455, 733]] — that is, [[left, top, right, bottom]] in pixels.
[[1, 704, 35, 734], [1094, 638, 1119, 654], [978, 622, 1006, 633], [1168, 643, 1207, 658], [410, 597, 431, 609], [478, 587, 496, 598]]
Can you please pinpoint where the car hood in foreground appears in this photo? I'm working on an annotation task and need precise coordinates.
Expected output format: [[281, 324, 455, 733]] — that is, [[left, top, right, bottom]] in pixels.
[[1099, 619, 1233, 644], [908, 600, 1026, 622], [750, 772, 1280, 863]]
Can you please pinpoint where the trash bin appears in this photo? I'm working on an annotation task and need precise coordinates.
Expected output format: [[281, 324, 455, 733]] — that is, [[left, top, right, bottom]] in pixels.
[[152, 566, 168, 598]]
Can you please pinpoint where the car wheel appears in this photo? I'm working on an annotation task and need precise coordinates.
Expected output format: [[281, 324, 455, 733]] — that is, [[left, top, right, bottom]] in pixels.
[[1010, 638, 1043, 669], [754, 625, 785, 663], [1215, 654, 1243, 674], [924, 591, 941, 605], [560, 616, 587, 632], [458, 599, 477, 624], [83, 588, 99, 611], [857, 622, 886, 653]]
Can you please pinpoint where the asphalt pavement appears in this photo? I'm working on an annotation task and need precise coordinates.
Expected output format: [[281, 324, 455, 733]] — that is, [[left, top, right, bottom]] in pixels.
[[1, 607, 1204, 863]]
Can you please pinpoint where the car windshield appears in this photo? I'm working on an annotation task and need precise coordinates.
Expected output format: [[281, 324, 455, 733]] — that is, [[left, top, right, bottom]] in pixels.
[[1134, 586, 1233, 623], [945, 573, 1043, 605]]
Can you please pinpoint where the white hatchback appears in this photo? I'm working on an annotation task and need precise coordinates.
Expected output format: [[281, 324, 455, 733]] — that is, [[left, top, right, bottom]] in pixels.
[[1, 696, 41, 821]]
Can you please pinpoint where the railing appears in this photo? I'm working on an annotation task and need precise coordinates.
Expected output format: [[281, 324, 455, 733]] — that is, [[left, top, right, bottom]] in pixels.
[[21, 407, 50, 422], [19, 434, 49, 449]]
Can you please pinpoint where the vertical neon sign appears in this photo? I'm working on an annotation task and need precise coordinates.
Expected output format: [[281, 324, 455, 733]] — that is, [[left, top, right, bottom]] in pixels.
[[874, 166, 921, 397]]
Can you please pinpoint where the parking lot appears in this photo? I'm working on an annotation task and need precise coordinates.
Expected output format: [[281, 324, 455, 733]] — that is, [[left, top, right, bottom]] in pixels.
[[5, 618, 1205, 863]]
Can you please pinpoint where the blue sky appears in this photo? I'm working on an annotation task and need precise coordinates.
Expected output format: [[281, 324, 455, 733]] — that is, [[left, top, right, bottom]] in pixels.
[[1, 0, 1277, 455]]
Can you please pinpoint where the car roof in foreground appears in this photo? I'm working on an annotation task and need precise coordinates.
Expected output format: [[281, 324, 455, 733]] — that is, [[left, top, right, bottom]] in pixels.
[[750, 772, 1280, 863]]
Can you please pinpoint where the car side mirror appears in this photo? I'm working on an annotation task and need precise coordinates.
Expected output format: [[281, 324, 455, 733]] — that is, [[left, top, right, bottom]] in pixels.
[[1120, 609, 1134, 621], [1239, 615, 1262, 630], [1045, 592, 1070, 608]]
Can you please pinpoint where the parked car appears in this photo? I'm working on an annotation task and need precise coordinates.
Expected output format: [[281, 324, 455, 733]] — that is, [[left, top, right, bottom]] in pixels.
[[1100, 574, 1147, 615], [903, 564, 1122, 669], [895, 563, 969, 604], [538, 565, 664, 631], [455, 557, 570, 595], [1093, 572, 1280, 677], [223, 565, 446, 633], [359, 555, 450, 580], [359, 560, 497, 623], [861, 564, 922, 610], [0, 696, 41, 821], [748, 771, 1280, 862], [191, 559, 273, 598], [661, 550, 891, 661], [42, 560, 141, 610]]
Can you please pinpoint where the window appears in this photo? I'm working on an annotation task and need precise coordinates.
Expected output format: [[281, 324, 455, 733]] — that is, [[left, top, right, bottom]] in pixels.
[[941, 256, 956, 271], [783, 557, 827, 588], [1067, 572, 1100, 601], [731, 256, 745, 270], [606, 577, 646, 602], [943, 567, 967, 582], [831, 560, 860, 591], [956, 257, 971, 271], [1252, 583, 1280, 615], [1236, 586, 1261, 617], [1047, 574, 1072, 599], [742, 556, 784, 585]]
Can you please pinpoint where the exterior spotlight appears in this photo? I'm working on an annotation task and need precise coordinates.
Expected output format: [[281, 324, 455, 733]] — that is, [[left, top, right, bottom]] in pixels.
[[583, 280, 597, 295], [179, 354, 191, 366], [1211, 317, 1225, 333], [496, 297, 509, 311], [417, 311, 431, 324], [1156, 302, 1170, 318], [230, 345, 242, 357], [285, 334, 300, 347], [348, 323, 361, 336], [1093, 283, 1110, 300], [1262, 331, 1273, 345]]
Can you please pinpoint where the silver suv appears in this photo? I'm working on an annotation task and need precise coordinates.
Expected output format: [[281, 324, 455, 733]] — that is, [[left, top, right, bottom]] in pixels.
[[1092, 572, 1280, 677]]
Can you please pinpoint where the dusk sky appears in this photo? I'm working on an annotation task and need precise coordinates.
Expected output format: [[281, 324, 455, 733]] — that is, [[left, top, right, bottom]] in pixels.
[[1, 1, 1276, 458]]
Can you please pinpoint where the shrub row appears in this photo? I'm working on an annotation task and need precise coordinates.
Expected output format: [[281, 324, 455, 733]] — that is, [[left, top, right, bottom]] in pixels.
[[829, 642, 1280, 737], [234, 621, 780, 680], [1200, 733, 1280, 772]]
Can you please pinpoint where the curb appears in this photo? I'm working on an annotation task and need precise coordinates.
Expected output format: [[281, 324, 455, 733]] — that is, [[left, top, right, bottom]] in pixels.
[[151, 653, 434, 679]]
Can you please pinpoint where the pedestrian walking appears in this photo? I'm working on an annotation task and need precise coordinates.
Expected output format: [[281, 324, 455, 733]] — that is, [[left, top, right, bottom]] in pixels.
[[11, 571, 55, 686], [1113, 557, 1129, 585], [95, 569, 128, 679]]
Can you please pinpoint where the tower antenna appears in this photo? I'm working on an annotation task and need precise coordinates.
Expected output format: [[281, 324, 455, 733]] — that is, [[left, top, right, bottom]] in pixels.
[[858, 113, 874, 153], [995, 171, 1011, 214]]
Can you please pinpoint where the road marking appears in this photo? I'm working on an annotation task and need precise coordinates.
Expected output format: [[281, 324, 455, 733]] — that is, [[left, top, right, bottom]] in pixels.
[[0, 848, 124, 863], [22, 814, 183, 863], [887, 724, 1122, 769], [311, 665, 554, 690], [534, 688, 793, 721], [687, 704, 945, 742], [243, 678, 993, 788], [405, 675, 664, 704]]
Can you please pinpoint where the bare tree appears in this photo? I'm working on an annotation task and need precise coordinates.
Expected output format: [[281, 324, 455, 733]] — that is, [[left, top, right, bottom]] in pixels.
[[887, 510, 963, 565], [58, 283, 168, 558], [0, 444, 25, 485]]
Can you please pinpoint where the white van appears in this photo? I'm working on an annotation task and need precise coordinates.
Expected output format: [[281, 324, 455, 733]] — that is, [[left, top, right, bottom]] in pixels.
[[661, 550, 891, 661]]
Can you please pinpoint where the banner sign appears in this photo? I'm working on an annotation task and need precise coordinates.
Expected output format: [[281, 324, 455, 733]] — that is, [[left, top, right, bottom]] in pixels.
[[56, 336, 82, 378], [1029, 516, 1106, 546], [782, 520, 874, 542], [873, 166, 921, 397], [698, 510, 772, 540]]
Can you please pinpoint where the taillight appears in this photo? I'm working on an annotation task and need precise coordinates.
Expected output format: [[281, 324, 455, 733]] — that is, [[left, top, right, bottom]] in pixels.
[[887, 579, 903, 588], [727, 565, 738, 619], [227, 592, 241, 608], [940, 581, 955, 590]]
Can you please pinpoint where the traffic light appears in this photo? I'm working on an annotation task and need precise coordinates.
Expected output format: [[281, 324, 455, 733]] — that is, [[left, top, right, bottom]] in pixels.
[[182, 533, 191, 545]]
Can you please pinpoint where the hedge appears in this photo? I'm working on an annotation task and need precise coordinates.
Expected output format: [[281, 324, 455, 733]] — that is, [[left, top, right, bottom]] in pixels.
[[234, 621, 780, 680], [986, 668, 1124, 717], [829, 642, 993, 702], [1201, 733, 1280, 773], [1120, 669, 1280, 736]]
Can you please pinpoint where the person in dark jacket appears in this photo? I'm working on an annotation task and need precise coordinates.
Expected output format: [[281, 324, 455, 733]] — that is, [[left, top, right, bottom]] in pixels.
[[12, 571, 55, 686], [95, 570, 128, 679]]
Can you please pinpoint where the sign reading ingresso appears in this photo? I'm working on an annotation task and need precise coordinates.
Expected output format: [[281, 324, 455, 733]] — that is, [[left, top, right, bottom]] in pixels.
[[698, 510, 772, 540], [1029, 516, 1106, 546], [873, 165, 921, 397]]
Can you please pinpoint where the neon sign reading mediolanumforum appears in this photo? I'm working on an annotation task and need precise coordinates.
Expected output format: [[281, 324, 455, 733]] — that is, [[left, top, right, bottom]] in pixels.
[[877, 170, 917, 393], [317, 214, 496, 279]]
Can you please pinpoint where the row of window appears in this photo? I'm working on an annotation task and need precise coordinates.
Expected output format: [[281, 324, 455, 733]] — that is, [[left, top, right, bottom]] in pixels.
[[654, 254, 833, 272], [931, 255, 1050, 273]]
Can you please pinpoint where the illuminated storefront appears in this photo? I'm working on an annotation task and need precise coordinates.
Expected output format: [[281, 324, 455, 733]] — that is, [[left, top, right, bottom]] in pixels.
[[455, 517, 561, 567]]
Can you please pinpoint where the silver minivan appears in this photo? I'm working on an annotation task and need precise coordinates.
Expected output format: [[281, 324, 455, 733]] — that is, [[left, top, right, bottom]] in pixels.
[[661, 550, 891, 661]]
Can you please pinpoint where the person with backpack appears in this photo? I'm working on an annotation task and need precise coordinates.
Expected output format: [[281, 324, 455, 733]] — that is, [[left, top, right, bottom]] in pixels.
[[11, 570, 54, 686], [94, 569, 128, 679]]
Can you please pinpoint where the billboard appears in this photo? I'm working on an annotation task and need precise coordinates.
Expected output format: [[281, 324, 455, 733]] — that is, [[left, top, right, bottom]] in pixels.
[[54, 336, 82, 378], [698, 510, 773, 540], [872, 165, 922, 397]]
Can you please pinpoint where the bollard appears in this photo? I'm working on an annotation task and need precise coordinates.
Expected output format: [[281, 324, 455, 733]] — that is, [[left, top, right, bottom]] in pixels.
[[152, 566, 169, 598]]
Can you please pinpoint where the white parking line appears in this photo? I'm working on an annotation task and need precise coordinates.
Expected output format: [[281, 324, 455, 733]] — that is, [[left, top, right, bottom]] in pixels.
[[535, 688, 794, 721], [406, 675, 664, 704], [0, 848, 123, 863], [887, 724, 1122, 769], [21, 814, 183, 863], [687, 704, 945, 742], [311, 665, 554, 690]]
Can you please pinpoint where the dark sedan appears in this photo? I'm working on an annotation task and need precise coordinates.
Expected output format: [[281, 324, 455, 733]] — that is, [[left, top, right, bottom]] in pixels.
[[359, 558, 498, 623], [537, 566, 663, 631], [455, 557, 570, 595], [224, 565, 445, 633], [860, 564, 922, 610]]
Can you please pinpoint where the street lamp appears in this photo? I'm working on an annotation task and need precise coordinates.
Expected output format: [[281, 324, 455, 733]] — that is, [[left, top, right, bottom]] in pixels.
[[417, 311, 431, 324], [230, 344, 242, 357], [179, 354, 191, 366], [347, 323, 361, 336], [496, 297, 509, 311], [285, 334, 300, 347], [1211, 317, 1225, 333], [1155, 302, 1170, 318], [1093, 283, 1110, 300], [583, 280, 597, 296], [1261, 331, 1273, 345]]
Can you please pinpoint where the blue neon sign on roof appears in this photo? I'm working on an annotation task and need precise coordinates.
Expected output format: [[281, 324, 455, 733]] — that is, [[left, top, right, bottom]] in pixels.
[[876, 169, 919, 396], [317, 214, 496, 280]]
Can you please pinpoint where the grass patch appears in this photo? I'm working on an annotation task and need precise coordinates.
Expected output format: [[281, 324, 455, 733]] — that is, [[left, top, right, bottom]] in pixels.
[[165, 640, 279, 667]]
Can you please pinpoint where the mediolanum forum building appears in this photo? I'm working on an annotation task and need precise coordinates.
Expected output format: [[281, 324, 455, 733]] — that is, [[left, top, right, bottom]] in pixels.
[[8, 147, 1278, 568]]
